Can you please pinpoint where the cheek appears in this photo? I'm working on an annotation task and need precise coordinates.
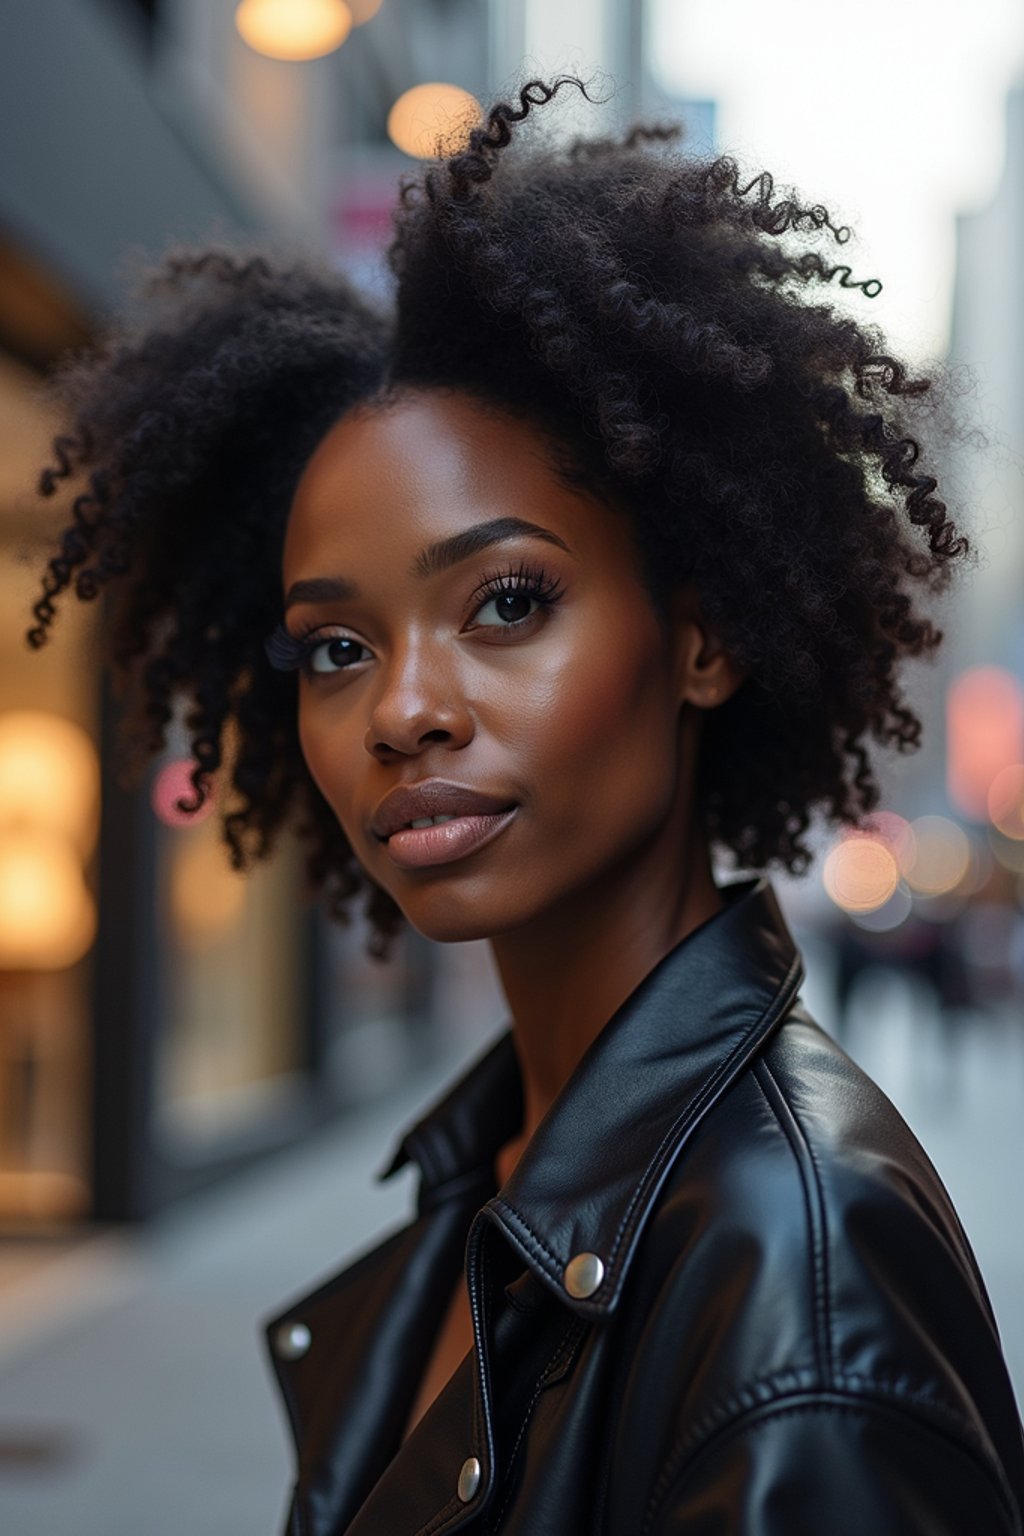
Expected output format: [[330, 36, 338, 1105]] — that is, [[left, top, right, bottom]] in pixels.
[[297, 694, 359, 831], [507, 609, 678, 812]]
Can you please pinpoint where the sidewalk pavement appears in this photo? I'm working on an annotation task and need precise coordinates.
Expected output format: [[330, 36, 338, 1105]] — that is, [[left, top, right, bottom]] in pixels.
[[0, 983, 1021, 1536]]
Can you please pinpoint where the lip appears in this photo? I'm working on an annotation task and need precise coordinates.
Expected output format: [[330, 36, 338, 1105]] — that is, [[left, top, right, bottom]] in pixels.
[[371, 780, 518, 841], [383, 807, 519, 870]]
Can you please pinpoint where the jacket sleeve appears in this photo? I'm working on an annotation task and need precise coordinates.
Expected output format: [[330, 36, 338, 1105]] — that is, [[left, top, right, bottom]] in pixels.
[[644, 1393, 1020, 1536]]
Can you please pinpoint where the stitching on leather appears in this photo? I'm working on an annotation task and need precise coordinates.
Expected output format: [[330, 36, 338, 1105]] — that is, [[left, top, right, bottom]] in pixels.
[[753, 1055, 832, 1384], [608, 954, 804, 1282], [473, 1221, 491, 1476], [492, 1318, 588, 1529], [490, 1200, 565, 1276], [492, 956, 804, 1295], [640, 1373, 1012, 1536]]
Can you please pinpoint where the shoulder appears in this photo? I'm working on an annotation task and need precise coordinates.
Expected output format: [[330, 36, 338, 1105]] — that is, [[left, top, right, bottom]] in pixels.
[[608, 1005, 1024, 1532]]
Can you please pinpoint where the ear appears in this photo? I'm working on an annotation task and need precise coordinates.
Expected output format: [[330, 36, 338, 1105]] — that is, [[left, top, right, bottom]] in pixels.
[[669, 585, 746, 710]]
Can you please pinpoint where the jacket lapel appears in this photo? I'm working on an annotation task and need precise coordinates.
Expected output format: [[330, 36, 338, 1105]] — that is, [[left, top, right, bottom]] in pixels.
[[265, 1193, 478, 1536], [341, 1224, 588, 1536], [487, 878, 803, 1318]]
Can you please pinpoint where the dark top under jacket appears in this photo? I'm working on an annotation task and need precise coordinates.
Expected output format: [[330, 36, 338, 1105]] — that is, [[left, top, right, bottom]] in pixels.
[[265, 877, 1024, 1535]]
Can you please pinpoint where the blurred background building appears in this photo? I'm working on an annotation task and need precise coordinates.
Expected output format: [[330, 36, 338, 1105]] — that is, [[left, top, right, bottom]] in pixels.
[[0, 2, 1022, 1531]]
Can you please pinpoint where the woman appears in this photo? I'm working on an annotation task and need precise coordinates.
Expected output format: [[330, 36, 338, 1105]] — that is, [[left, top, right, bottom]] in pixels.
[[28, 79, 1024, 1535]]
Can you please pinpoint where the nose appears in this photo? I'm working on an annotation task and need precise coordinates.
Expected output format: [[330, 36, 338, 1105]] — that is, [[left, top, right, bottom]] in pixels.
[[364, 638, 474, 761]]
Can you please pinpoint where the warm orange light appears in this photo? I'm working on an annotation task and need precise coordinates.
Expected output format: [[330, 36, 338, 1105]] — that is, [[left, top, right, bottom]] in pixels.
[[903, 815, 970, 895], [861, 811, 916, 872], [0, 711, 100, 858], [0, 830, 96, 969], [387, 83, 482, 159], [822, 835, 899, 913], [947, 666, 1024, 821], [347, 0, 382, 21], [151, 759, 216, 830], [987, 762, 1024, 840], [235, 0, 351, 60], [169, 834, 246, 951]]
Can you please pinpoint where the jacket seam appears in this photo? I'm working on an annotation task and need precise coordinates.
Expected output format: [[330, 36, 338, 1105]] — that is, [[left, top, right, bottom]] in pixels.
[[492, 955, 804, 1296], [492, 1317, 589, 1530], [641, 1381, 1019, 1536], [753, 1054, 833, 1382], [488, 1201, 566, 1276], [606, 954, 804, 1287]]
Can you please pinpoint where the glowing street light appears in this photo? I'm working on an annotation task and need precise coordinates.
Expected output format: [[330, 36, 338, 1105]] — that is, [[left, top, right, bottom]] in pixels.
[[387, 83, 482, 159], [235, 0, 352, 61]]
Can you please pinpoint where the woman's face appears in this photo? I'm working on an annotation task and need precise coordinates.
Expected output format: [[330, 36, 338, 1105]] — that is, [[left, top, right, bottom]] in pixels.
[[281, 389, 697, 944]]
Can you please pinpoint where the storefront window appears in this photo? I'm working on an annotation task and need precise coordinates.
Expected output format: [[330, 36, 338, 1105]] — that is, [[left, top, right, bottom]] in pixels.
[[0, 349, 101, 1223]]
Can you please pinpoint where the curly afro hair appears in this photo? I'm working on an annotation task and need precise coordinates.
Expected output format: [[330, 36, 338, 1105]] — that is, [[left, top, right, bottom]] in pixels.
[[27, 77, 969, 954]]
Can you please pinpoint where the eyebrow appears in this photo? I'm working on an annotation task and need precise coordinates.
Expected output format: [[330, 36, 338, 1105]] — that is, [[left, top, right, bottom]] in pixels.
[[284, 517, 573, 611]]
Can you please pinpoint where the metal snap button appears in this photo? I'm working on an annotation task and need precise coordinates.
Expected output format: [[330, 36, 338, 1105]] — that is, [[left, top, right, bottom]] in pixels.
[[457, 1456, 481, 1502], [564, 1251, 604, 1299], [273, 1321, 312, 1360]]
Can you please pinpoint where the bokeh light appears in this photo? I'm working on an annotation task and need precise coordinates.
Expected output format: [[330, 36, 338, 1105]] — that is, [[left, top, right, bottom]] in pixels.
[[387, 83, 482, 159], [903, 815, 971, 895], [235, 0, 352, 61], [0, 710, 100, 858], [151, 759, 216, 829], [347, 0, 383, 21], [0, 829, 97, 969], [947, 666, 1024, 820], [861, 811, 916, 869], [987, 762, 1024, 839], [823, 835, 900, 913]]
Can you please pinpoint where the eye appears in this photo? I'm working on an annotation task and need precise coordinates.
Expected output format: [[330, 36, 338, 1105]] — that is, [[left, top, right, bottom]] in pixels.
[[474, 590, 542, 627], [306, 634, 372, 675], [264, 622, 372, 677], [467, 563, 566, 634]]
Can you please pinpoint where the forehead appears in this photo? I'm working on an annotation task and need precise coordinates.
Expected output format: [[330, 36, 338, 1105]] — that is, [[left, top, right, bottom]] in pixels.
[[282, 389, 636, 579]]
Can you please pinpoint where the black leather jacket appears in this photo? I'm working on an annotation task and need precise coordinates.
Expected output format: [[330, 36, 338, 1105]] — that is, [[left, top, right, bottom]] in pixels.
[[265, 878, 1024, 1535]]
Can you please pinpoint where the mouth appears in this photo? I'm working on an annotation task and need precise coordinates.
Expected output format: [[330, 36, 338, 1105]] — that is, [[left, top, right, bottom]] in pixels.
[[371, 781, 518, 870], [383, 808, 519, 870]]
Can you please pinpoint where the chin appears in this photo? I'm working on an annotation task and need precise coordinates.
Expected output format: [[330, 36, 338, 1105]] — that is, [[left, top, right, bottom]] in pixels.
[[390, 888, 542, 947]]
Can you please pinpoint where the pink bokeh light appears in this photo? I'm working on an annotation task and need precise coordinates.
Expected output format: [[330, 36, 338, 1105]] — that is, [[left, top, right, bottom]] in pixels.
[[151, 759, 216, 829]]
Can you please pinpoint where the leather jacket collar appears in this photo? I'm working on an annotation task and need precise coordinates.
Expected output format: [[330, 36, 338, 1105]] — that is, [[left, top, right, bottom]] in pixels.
[[379, 876, 804, 1320]]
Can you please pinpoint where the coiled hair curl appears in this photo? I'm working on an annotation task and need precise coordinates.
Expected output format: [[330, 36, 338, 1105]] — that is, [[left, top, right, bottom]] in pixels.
[[27, 78, 969, 952]]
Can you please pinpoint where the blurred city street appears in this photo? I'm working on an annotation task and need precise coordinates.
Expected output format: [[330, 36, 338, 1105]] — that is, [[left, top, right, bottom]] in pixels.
[[0, 977, 1021, 1536], [0, 1047, 455, 1536], [1, 2, 1023, 1533]]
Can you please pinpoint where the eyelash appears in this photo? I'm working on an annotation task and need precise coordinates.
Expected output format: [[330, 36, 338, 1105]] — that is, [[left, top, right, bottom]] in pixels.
[[264, 562, 566, 677], [468, 561, 566, 620]]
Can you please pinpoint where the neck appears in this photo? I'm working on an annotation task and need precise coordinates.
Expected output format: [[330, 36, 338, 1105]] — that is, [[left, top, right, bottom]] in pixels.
[[490, 817, 722, 1185]]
